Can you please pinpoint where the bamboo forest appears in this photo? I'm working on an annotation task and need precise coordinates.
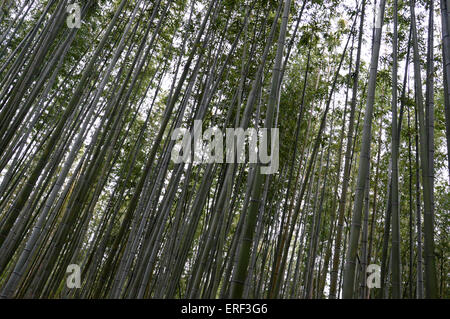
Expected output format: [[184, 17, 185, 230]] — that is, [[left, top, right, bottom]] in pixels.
[[0, 0, 448, 300]]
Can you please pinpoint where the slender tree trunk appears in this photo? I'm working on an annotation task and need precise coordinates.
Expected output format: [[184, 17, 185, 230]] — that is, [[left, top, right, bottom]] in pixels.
[[409, 0, 438, 298], [342, 0, 385, 299]]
